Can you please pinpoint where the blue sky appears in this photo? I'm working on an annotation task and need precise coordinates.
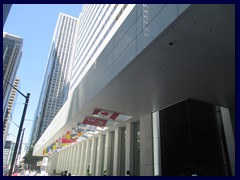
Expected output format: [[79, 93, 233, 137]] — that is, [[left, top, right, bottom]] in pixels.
[[3, 4, 82, 151]]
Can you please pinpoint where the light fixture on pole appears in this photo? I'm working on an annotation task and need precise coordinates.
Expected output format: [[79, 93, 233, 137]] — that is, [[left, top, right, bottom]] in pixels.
[[3, 79, 30, 176]]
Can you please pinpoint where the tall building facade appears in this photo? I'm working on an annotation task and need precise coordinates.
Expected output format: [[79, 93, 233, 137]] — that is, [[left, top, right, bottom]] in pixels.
[[29, 13, 78, 148], [3, 78, 20, 148], [33, 4, 235, 176], [70, 4, 130, 94], [3, 140, 15, 165], [3, 32, 23, 120], [3, 140, 15, 175], [3, 4, 12, 27]]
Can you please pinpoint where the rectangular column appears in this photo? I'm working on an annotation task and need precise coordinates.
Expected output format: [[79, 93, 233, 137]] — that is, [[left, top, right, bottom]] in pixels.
[[113, 127, 121, 176], [83, 140, 92, 175], [90, 137, 98, 175], [48, 152, 58, 175], [63, 148, 67, 172], [61, 150, 64, 172], [152, 111, 161, 176], [220, 107, 235, 176], [66, 148, 71, 172], [56, 151, 61, 172], [95, 135, 104, 175], [76, 143, 83, 175], [70, 144, 77, 175], [73, 145, 77, 174], [140, 114, 154, 176], [103, 132, 110, 175], [68, 146, 74, 174], [80, 142, 86, 175], [62, 149, 67, 172], [60, 149, 64, 172], [109, 131, 115, 176], [125, 122, 134, 174]]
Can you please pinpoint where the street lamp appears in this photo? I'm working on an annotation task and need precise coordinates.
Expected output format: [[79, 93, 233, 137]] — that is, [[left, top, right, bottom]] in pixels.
[[6, 128, 25, 172], [16, 128, 25, 170], [18, 128, 25, 157], [3, 79, 30, 176]]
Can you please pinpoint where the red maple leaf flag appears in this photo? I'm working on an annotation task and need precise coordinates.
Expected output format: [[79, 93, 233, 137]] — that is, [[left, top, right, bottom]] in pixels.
[[83, 116, 108, 127], [92, 109, 119, 120]]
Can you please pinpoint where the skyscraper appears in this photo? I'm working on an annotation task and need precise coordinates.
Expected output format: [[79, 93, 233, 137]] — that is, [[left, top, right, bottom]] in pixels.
[[29, 13, 78, 147], [3, 140, 14, 165], [3, 78, 20, 148], [3, 4, 12, 27], [3, 140, 16, 175], [3, 32, 23, 120]]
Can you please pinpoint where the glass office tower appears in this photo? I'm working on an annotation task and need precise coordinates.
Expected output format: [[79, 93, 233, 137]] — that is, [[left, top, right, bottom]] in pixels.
[[3, 4, 12, 27], [3, 32, 23, 120], [29, 13, 78, 148]]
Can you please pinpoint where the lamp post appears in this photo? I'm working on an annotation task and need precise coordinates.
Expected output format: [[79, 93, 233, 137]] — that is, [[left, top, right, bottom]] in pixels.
[[7, 128, 25, 170], [18, 128, 25, 157], [3, 79, 30, 176], [16, 128, 25, 170]]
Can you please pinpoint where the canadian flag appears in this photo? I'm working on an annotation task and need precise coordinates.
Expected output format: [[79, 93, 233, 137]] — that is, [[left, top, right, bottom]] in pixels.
[[92, 109, 119, 120], [83, 116, 108, 127], [60, 137, 76, 144]]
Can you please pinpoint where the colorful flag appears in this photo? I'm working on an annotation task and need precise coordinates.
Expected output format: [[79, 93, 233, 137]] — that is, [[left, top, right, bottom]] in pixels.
[[92, 109, 119, 120], [83, 116, 108, 127], [77, 123, 86, 132], [52, 141, 60, 150], [77, 131, 84, 136], [65, 131, 71, 139], [61, 138, 75, 144], [70, 133, 79, 139], [58, 137, 72, 147], [72, 127, 78, 133], [43, 148, 47, 155], [46, 145, 52, 154], [52, 144, 57, 150]]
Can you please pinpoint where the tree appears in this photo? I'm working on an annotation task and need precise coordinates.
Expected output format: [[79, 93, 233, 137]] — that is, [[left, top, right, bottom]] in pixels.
[[23, 147, 42, 170]]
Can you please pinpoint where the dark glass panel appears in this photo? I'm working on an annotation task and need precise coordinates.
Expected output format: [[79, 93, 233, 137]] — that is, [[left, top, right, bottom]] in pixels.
[[161, 100, 187, 119], [159, 99, 230, 176], [161, 117, 190, 141], [188, 99, 215, 119], [205, 139, 225, 164]]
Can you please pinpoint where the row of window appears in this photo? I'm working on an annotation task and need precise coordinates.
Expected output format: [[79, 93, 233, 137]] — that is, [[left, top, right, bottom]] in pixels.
[[72, 4, 113, 75], [71, 5, 128, 90]]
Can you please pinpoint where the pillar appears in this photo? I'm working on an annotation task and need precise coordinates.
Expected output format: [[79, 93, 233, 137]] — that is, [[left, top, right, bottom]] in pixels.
[[125, 122, 134, 174], [83, 140, 92, 175], [140, 114, 154, 176], [95, 135, 104, 175], [220, 107, 235, 175], [152, 111, 161, 176], [90, 137, 98, 175], [113, 127, 121, 176], [76, 143, 83, 175], [79, 142, 86, 175]]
